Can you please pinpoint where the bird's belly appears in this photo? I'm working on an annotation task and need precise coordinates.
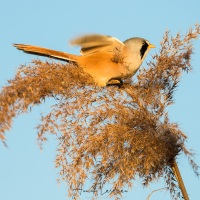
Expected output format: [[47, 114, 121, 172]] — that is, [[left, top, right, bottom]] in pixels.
[[78, 53, 128, 86]]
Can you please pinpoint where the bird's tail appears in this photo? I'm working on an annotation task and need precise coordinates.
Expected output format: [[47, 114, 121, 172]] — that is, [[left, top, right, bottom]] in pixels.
[[13, 44, 79, 62]]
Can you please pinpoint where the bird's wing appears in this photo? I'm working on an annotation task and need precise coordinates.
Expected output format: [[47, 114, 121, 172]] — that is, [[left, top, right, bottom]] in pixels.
[[70, 34, 125, 55]]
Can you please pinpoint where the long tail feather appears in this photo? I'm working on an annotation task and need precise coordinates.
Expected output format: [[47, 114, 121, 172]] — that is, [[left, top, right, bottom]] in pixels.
[[13, 44, 78, 62]]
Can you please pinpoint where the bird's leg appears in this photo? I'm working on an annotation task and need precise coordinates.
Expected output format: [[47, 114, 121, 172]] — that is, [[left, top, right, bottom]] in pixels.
[[106, 79, 123, 88]]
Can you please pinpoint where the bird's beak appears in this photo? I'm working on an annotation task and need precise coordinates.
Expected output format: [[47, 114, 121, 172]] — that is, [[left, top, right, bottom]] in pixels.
[[149, 44, 156, 49]]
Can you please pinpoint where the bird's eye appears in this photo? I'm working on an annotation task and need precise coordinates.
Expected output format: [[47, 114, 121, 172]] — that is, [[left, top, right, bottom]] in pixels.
[[140, 42, 148, 59]]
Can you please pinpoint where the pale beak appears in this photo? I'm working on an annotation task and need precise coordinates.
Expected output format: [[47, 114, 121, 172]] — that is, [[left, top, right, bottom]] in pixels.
[[149, 44, 156, 48]]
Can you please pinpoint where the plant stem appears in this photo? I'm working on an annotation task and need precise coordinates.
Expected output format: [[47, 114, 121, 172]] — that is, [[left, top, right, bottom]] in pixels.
[[172, 161, 189, 200]]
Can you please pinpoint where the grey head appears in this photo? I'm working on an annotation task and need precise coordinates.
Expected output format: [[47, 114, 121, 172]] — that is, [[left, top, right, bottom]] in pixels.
[[123, 37, 155, 61]]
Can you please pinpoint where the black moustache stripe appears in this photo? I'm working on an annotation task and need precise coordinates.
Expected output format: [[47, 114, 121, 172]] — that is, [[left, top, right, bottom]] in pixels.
[[140, 42, 148, 59]]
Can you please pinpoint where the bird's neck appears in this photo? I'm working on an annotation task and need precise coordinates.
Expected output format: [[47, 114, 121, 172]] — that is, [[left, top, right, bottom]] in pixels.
[[124, 48, 150, 74]]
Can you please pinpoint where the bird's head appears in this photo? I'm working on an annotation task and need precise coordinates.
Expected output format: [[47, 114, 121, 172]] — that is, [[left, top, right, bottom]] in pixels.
[[124, 37, 155, 61]]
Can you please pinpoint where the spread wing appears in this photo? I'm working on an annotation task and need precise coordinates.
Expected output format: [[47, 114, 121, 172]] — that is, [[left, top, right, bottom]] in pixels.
[[70, 34, 124, 55]]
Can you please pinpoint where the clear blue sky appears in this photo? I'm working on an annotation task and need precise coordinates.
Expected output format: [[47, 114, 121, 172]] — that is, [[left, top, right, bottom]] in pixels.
[[0, 1, 200, 199]]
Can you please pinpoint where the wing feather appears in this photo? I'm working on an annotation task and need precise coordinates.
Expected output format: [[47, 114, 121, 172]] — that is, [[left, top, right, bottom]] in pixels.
[[70, 34, 124, 55]]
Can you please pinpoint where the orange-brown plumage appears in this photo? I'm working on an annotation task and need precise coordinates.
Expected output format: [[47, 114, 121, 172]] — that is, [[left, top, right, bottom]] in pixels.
[[14, 34, 155, 86]]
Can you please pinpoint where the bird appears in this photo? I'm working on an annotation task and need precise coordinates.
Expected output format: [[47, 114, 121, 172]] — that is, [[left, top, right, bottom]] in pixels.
[[13, 34, 155, 87]]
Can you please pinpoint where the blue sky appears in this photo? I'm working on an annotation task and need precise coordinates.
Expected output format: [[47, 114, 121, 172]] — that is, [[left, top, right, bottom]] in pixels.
[[0, 1, 200, 200]]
